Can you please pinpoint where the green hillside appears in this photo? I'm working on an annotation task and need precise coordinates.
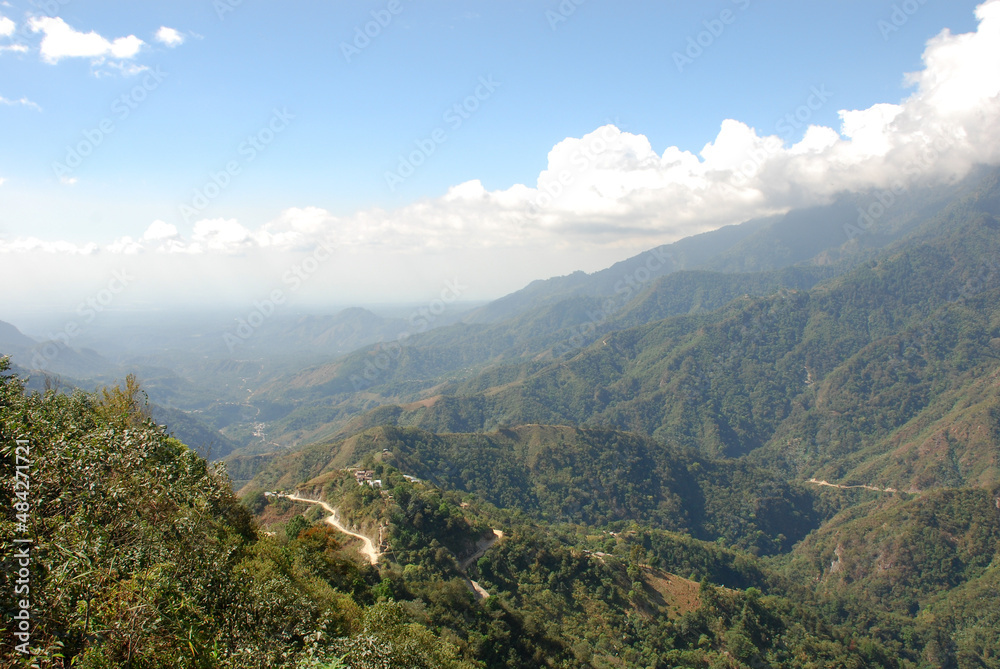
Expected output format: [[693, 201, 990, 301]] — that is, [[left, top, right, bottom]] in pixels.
[[223, 168, 1000, 667], [301, 178, 1000, 495], [245, 424, 829, 555], [7, 169, 1000, 667], [3, 360, 907, 668], [236, 168, 1000, 459]]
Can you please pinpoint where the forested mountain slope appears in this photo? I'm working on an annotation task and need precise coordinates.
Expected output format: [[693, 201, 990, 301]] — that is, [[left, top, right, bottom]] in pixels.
[[245, 424, 830, 555], [316, 178, 1000, 494], [3, 361, 907, 668], [7, 170, 1000, 667], [242, 168, 1000, 457], [464, 170, 985, 324]]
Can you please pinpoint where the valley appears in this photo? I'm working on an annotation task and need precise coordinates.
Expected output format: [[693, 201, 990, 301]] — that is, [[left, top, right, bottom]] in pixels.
[[6, 3, 1000, 667], [5, 167, 1000, 668]]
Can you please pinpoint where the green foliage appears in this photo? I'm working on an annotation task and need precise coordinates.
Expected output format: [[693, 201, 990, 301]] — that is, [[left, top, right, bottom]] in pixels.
[[0, 363, 474, 668], [775, 486, 1000, 666], [329, 601, 477, 669], [309, 192, 1000, 496], [256, 424, 825, 555], [285, 514, 311, 540]]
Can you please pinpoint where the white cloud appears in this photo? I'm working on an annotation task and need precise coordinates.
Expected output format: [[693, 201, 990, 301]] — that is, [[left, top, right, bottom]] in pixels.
[[154, 26, 184, 47], [0, 15, 14, 37], [0, 95, 41, 111], [30, 17, 144, 64], [190, 218, 255, 253], [238, 0, 994, 254], [130, 211, 345, 255], [106, 236, 143, 254], [907, 1, 1000, 116], [133, 220, 194, 254], [143, 220, 179, 241], [7, 0, 1000, 267], [0, 177, 5, 186]]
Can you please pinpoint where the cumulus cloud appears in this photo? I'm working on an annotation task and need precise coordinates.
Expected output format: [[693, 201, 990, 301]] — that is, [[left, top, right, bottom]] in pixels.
[[154, 26, 184, 47], [191, 218, 255, 253], [105, 236, 143, 255], [0, 14, 26, 53], [30, 17, 144, 64], [143, 220, 180, 241], [138, 220, 193, 254], [7, 0, 1000, 261]]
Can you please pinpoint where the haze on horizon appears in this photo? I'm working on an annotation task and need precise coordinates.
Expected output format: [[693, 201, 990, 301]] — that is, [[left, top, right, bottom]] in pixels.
[[1, 0, 999, 318]]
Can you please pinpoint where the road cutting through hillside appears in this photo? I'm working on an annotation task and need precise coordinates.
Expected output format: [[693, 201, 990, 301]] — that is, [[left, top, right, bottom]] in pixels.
[[804, 478, 900, 493], [282, 493, 380, 565], [460, 529, 504, 570], [461, 529, 505, 599]]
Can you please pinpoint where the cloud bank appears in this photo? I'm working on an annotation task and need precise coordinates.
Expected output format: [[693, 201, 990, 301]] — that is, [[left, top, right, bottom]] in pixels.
[[4, 1, 1000, 260]]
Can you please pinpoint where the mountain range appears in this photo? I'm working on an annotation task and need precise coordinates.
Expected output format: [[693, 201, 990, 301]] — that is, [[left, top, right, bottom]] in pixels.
[[4, 166, 1000, 667]]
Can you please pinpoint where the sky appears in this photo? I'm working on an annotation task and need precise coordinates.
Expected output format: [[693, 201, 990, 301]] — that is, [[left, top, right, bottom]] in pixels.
[[1, 0, 999, 320]]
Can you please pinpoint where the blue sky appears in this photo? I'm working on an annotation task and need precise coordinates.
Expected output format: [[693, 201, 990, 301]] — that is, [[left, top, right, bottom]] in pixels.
[[0, 0, 997, 316]]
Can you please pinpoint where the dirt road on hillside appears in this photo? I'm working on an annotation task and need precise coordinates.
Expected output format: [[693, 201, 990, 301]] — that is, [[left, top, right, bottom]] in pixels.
[[282, 493, 380, 565]]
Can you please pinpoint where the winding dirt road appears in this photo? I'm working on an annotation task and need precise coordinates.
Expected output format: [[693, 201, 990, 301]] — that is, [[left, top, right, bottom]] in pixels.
[[805, 478, 899, 493], [282, 493, 380, 565]]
